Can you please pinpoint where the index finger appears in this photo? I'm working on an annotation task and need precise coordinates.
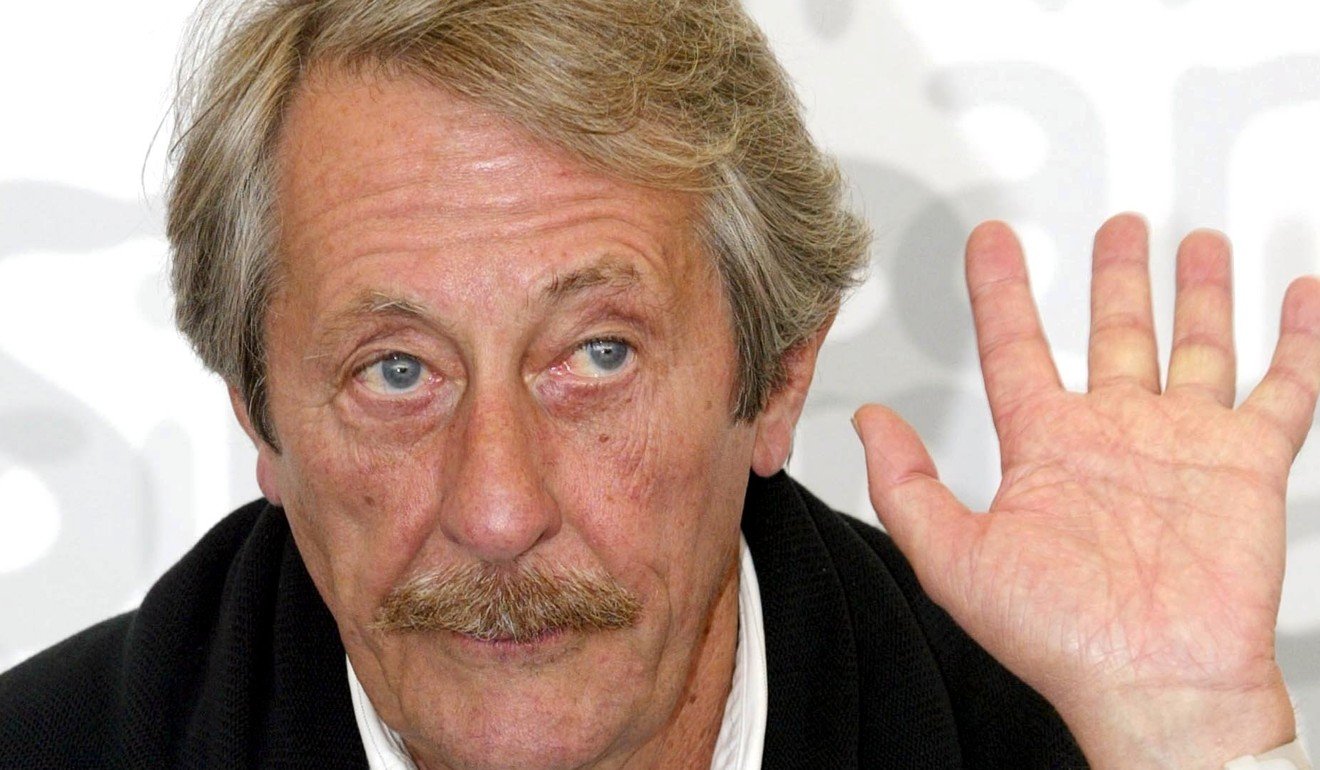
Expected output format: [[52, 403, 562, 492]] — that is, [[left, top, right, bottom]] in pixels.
[[965, 221, 1062, 433]]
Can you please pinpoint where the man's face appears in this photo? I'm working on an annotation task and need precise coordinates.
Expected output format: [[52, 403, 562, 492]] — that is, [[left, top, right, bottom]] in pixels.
[[250, 68, 773, 768]]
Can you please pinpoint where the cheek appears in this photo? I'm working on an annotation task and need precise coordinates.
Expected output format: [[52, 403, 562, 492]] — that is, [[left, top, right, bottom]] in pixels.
[[276, 417, 447, 622], [561, 370, 734, 487], [549, 375, 748, 595]]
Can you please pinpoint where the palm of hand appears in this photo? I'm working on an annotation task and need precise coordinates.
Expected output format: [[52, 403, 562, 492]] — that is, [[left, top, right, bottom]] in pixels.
[[961, 389, 1286, 696], [855, 215, 1320, 761]]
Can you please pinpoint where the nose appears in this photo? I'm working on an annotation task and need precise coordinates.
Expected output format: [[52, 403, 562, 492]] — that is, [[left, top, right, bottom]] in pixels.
[[438, 384, 561, 563]]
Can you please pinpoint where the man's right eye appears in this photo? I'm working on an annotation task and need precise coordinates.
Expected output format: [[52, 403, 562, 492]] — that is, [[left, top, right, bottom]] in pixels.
[[358, 352, 429, 395]]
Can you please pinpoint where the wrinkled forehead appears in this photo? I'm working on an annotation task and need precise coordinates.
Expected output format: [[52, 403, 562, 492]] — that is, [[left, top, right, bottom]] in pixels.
[[287, 68, 707, 260], [269, 66, 721, 328]]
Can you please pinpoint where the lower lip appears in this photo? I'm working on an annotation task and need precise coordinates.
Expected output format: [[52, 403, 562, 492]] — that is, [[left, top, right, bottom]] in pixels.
[[481, 627, 565, 647], [451, 627, 573, 660]]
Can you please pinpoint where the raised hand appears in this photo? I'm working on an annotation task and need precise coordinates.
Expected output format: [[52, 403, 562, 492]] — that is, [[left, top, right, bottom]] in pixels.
[[854, 214, 1320, 768]]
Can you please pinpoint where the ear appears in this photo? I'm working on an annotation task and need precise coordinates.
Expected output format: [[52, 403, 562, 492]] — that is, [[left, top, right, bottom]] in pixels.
[[751, 319, 833, 477], [228, 386, 284, 506]]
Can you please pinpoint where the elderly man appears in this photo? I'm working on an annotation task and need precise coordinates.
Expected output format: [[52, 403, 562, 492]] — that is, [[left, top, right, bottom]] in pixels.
[[2, 1, 1317, 768]]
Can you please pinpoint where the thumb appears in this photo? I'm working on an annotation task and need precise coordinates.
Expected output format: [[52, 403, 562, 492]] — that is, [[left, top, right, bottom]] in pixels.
[[853, 403, 974, 605]]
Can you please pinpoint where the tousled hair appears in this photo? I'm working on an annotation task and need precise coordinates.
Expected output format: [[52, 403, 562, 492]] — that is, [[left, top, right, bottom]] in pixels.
[[168, 0, 871, 446]]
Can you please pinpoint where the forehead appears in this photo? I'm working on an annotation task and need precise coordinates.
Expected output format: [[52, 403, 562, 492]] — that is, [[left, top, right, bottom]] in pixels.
[[273, 67, 707, 310]]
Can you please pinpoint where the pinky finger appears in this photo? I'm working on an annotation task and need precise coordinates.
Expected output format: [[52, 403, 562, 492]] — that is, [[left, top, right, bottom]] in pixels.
[[1242, 276, 1320, 455]]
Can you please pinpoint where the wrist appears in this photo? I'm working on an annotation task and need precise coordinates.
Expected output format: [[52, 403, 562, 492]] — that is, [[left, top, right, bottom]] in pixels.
[[1225, 737, 1312, 769], [1057, 677, 1296, 769]]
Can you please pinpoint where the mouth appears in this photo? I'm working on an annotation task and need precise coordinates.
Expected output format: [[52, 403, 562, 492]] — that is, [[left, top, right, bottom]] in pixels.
[[450, 626, 575, 663], [471, 626, 565, 645]]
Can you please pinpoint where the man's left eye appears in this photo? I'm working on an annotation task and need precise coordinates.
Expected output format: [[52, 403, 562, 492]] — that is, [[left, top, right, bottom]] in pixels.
[[565, 338, 633, 378]]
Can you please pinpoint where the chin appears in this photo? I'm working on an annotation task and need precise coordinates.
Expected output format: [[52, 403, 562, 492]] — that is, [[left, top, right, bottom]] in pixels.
[[385, 630, 662, 770], [404, 693, 639, 770]]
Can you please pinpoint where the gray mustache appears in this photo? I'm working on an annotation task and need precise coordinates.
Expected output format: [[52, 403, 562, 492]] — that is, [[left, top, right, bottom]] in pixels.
[[371, 563, 642, 643]]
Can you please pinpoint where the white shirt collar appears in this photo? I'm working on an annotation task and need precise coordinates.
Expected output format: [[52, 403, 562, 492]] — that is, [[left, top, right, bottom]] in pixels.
[[709, 534, 769, 770], [347, 535, 769, 769]]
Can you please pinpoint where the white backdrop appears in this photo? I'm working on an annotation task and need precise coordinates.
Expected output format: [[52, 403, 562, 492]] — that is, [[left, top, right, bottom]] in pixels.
[[2, 0, 1318, 751]]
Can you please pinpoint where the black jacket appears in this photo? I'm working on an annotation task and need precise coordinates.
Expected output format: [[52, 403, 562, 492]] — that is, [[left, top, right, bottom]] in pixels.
[[0, 472, 1086, 768]]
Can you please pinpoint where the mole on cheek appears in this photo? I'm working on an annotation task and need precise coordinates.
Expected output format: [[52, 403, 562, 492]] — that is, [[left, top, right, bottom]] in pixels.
[[598, 433, 610, 444], [363, 494, 376, 506]]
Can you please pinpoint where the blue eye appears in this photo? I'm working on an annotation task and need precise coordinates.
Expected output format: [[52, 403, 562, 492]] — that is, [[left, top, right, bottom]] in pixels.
[[586, 339, 629, 371], [568, 338, 633, 378], [361, 352, 427, 394]]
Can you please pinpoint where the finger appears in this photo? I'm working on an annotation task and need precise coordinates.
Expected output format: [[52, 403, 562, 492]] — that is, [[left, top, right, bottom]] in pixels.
[[1165, 229, 1236, 405], [965, 221, 1062, 432], [1088, 213, 1160, 393], [854, 404, 974, 608], [1242, 276, 1320, 455]]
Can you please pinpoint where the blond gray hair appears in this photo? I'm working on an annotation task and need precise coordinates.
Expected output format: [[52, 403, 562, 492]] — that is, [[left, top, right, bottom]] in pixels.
[[169, 0, 870, 446]]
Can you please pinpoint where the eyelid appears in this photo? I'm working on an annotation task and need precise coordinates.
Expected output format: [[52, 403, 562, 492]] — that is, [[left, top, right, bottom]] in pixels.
[[583, 335, 628, 348], [332, 324, 431, 380]]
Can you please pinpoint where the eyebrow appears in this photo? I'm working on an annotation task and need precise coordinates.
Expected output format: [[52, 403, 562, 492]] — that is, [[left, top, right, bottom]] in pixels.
[[332, 291, 433, 328], [310, 259, 649, 357], [355, 260, 644, 316], [360, 292, 431, 318], [307, 292, 435, 362], [541, 262, 642, 302]]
